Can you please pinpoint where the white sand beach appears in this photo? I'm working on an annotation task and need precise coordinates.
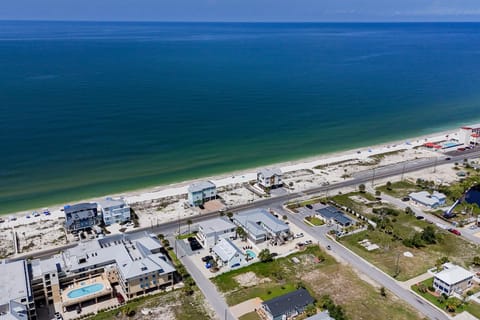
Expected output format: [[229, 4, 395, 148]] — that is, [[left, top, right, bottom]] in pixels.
[[0, 128, 467, 257]]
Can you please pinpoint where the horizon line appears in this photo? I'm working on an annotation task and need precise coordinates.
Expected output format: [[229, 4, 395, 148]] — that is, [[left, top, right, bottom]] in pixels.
[[1, 19, 480, 24]]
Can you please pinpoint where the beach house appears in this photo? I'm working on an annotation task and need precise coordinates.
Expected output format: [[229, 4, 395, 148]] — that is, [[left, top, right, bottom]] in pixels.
[[409, 191, 446, 209], [196, 217, 236, 250], [212, 238, 244, 268], [0, 259, 37, 320], [316, 205, 353, 227], [64, 202, 100, 232], [257, 167, 283, 189], [233, 209, 290, 243], [259, 288, 315, 320], [98, 197, 131, 226], [433, 263, 474, 296], [187, 181, 217, 206]]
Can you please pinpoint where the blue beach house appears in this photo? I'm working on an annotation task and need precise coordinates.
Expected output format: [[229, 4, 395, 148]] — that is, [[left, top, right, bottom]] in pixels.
[[188, 181, 217, 206]]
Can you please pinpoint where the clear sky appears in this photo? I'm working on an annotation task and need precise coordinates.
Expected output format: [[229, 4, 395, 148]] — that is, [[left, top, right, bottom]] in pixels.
[[2, 0, 480, 22]]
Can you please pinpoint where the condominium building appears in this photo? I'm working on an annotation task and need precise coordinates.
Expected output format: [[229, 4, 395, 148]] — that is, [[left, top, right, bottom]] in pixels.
[[0, 259, 37, 320]]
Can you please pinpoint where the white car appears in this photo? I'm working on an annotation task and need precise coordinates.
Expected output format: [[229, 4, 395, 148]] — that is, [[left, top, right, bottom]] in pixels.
[[294, 233, 304, 238]]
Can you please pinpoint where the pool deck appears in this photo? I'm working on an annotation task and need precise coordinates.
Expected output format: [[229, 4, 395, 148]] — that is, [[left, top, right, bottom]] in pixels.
[[61, 275, 113, 308]]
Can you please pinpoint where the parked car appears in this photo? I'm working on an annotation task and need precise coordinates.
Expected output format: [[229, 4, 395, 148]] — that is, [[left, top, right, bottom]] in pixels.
[[202, 255, 213, 262], [304, 240, 313, 245], [306, 204, 313, 209], [54, 312, 63, 320], [445, 157, 451, 161], [402, 197, 410, 202], [416, 216, 425, 220], [116, 292, 125, 304], [294, 233, 304, 238], [326, 245, 332, 250], [448, 228, 461, 236]]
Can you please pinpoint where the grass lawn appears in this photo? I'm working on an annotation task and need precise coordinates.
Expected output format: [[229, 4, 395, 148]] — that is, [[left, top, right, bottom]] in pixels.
[[340, 211, 480, 280], [376, 180, 420, 198], [239, 312, 261, 320], [305, 216, 325, 226], [411, 278, 480, 318], [88, 290, 211, 320], [176, 232, 197, 240], [213, 246, 422, 320]]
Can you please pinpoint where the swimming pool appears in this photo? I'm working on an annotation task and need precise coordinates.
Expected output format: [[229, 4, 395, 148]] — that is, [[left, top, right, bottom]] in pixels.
[[67, 283, 105, 299], [442, 141, 460, 149], [246, 250, 256, 258]]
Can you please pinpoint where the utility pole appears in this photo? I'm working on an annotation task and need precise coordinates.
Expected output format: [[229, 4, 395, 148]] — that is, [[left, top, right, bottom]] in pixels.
[[371, 167, 376, 187], [433, 157, 438, 173]]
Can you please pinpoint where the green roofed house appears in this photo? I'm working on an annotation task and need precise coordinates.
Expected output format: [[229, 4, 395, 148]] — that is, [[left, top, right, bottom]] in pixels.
[[259, 288, 315, 320]]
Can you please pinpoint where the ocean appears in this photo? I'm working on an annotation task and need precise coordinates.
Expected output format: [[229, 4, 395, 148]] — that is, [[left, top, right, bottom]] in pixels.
[[1, 21, 480, 214]]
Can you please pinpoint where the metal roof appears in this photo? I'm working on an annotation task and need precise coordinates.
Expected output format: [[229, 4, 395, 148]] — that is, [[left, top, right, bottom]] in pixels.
[[188, 180, 216, 193], [435, 263, 474, 285], [316, 206, 352, 226], [258, 167, 282, 178], [235, 208, 289, 235], [212, 238, 242, 262], [198, 217, 235, 235], [64, 202, 97, 214]]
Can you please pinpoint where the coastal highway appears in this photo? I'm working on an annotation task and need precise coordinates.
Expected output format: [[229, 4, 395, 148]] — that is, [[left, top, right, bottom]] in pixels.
[[11, 149, 480, 320], [14, 149, 480, 262]]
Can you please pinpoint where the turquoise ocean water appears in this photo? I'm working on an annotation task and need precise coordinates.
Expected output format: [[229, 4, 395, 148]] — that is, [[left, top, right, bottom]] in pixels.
[[1, 22, 480, 214]]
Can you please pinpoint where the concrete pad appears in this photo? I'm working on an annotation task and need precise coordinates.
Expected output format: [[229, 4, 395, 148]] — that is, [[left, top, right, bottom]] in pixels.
[[230, 297, 262, 318]]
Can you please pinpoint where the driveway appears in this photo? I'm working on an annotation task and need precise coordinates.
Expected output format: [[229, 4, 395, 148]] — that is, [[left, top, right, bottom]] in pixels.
[[230, 298, 262, 318]]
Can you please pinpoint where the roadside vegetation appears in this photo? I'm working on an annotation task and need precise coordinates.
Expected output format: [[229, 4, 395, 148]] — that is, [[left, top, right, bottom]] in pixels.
[[340, 206, 480, 280], [212, 246, 422, 320]]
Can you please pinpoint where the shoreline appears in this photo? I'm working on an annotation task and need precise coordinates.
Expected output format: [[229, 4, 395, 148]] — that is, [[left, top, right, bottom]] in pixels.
[[2, 126, 458, 218]]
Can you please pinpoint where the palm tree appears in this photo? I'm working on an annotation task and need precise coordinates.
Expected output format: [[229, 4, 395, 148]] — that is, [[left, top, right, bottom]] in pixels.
[[358, 184, 366, 193], [236, 227, 247, 241], [226, 212, 234, 221]]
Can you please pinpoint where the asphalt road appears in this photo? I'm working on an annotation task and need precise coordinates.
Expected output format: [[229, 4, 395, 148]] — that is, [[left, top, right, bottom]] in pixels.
[[272, 204, 451, 320], [176, 239, 236, 320], [10, 149, 480, 320]]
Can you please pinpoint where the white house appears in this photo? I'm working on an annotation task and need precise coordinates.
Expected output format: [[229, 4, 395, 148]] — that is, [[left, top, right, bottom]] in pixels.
[[212, 238, 244, 268], [433, 263, 474, 296], [196, 217, 237, 250], [257, 168, 283, 189], [188, 181, 217, 206], [409, 191, 446, 209], [233, 209, 290, 243], [98, 197, 131, 226]]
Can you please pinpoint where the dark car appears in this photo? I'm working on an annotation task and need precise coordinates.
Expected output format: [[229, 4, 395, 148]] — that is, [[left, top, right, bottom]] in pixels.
[[402, 197, 410, 202], [202, 255, 213, 262], [54, 312, 63, 320], [416, 216, 424, 220], [445, 157, 451, 161], [306, 204, 313, 209]]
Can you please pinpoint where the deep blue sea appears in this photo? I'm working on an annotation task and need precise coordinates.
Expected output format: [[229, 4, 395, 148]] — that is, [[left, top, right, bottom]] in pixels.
[[1, 21, 480, 214]]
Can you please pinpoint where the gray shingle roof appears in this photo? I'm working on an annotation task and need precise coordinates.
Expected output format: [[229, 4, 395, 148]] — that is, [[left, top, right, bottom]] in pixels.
[[263, 288, 315, 318]]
